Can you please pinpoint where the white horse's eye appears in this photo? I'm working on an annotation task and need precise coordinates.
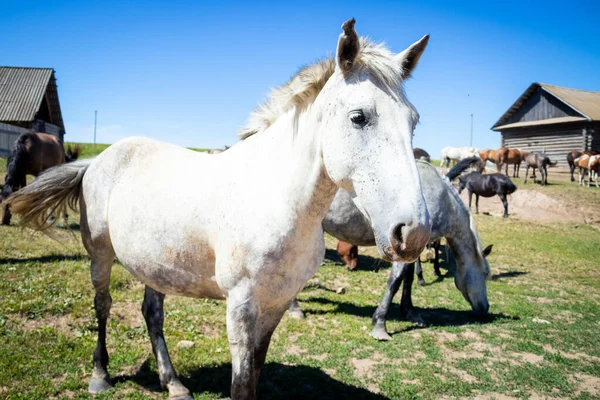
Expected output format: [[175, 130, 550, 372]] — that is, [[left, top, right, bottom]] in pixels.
[[349, 111, 367, 127]]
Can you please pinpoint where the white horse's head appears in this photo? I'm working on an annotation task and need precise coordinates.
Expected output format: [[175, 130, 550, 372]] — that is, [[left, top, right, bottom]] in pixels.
[[318, 19, 431, 262], [453, 216, 492, 315]]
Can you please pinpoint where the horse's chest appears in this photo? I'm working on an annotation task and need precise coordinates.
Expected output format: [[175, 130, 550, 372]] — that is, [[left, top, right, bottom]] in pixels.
[[216, 228, 325, 304]]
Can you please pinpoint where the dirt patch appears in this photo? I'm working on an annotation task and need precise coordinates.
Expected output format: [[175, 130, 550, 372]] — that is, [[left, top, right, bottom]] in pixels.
[[351, 357, 379, 379], [570, 373, 600, 397], [459, 189, 596, 223], [525, 296, 554, 304], [8, 313, 82, 337], [310, 353, 328, 361], [286, 344, 307, 356], [350, 352, 388, 381], [508, 351, 544, 365], [111, 301, 145, 328], [462, 329, 482, 340], [323, 368, 336, 377], [437, 331, 459, 342], [471, 394, 519, 400]]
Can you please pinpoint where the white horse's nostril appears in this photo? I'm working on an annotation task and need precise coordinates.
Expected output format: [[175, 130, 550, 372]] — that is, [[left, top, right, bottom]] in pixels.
[[392, 223, 405, 246]]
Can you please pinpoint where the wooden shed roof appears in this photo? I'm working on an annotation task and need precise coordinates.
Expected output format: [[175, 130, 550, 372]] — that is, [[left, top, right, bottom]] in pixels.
[[492, 83, 600, 131], [0, 66, 65, 131]]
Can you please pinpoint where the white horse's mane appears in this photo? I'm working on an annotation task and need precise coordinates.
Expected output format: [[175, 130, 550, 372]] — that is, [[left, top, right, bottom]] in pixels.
[[239, 38, 403, 140]]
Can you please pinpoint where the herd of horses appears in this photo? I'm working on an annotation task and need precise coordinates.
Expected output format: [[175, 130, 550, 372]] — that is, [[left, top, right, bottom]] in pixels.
[[0, 20, 597, 400]]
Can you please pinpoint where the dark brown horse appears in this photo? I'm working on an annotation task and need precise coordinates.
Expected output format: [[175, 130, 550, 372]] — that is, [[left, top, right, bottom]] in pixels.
[[496, 147, 524, 177], [567, 150, 597, 182], [1, 131, 80, 224], [413, 148, 430, 162]]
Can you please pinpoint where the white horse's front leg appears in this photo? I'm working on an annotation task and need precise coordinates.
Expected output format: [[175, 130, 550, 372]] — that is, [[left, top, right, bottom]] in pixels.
[[226, 287, 286, 400], [227, 287, 258, 400]]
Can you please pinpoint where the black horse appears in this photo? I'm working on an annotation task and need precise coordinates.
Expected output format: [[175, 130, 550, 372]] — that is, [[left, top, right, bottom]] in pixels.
[[447, 157, 517, 218]]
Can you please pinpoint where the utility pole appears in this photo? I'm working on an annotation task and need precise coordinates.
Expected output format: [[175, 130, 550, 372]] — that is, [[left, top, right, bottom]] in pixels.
[[470, 113, 474, 147], [94, 110, 98, 146]]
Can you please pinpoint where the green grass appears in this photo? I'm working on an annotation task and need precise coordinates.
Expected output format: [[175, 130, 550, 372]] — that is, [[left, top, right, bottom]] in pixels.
[[65, 142, 112, 159], [63, 142, 210, 160], [1, 148, 600, 399]]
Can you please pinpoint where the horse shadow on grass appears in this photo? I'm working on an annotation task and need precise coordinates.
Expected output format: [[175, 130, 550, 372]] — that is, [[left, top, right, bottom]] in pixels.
[[0, 253, 87, 265], [324, 249, 390, 272], [302, 296, 518, 330], [417, 244, 456, 285], [416, 245, 528, 285], [114, 358, 388, 400], [491, 271, 528, 281]]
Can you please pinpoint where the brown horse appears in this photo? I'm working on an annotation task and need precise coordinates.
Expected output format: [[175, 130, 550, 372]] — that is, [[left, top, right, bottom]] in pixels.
[[576, 154, 600, 188], [413, 148, 430, 162], [1, 131, 80, 224], [336, 240, 359, 270], [479, 149, 498, 172], [497, 147, 523, 177], [567, 150, 597, 182]]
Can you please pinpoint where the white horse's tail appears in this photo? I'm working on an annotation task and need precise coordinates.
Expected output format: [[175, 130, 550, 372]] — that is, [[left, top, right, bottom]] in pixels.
[[5, 159, 93, 231]]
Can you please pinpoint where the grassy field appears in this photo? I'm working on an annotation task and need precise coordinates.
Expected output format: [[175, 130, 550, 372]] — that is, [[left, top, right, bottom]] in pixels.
[[0, 151, 599, 399], [63, 142, 210, 159]]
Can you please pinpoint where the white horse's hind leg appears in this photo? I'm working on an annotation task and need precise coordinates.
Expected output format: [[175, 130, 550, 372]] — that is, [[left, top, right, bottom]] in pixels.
[[80, 199, 116, 394], [142, 286, 192, 400], [88, 257, 114, 394]]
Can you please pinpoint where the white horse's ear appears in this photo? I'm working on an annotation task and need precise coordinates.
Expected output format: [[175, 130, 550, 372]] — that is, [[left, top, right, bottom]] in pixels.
[[336, 18, 360, 75], [395, 34, 429, 80]]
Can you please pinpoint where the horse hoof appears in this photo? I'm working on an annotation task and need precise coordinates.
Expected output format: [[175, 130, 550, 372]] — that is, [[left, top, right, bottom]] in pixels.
[[168, 381, 192, 400], [417, 278, 426, 286], [170, 396, 193, 400], [369, 328, 392, 341], [89, 377, 113, 394], [288, 309, 306, 319]]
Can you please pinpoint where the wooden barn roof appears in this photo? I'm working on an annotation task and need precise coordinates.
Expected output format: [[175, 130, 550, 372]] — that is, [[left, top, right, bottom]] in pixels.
[[492, 83, 600, 130], [0, 66, 65, 131]]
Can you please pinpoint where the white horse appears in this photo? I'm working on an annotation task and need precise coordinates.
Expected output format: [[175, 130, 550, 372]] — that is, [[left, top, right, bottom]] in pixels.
[[440, 146, 479, 171], [7, 20, 431, 400]]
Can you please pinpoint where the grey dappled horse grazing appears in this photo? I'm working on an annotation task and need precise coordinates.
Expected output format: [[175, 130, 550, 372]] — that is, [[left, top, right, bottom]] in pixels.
[[290, 162, 492, 340], [6, 20, 431, 400], [524, 151, 557, 186]]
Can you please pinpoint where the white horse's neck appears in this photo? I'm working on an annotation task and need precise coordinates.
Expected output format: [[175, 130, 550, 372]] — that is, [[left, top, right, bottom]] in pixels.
[[446, 211, 480, 267], [226, 108, 338, 232]]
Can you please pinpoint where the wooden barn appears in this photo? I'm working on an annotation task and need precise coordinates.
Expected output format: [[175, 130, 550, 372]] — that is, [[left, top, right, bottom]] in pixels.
[[0, 66, 65, 157], [492, 83, 600, 166]]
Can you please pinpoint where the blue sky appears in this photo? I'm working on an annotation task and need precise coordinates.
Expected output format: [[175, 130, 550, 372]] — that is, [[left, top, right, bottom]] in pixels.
[[2, 0, 599, 157]]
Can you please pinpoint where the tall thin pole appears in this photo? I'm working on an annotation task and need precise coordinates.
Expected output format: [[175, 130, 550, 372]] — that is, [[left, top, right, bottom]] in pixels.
[[93, 110, 97, 146], [470, 113, 474, 147]]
